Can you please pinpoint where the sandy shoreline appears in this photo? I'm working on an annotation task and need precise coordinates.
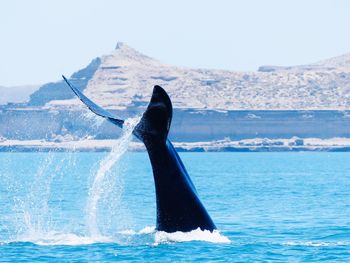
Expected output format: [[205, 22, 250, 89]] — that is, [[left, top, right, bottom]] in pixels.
[[1, 137, 350, 152]]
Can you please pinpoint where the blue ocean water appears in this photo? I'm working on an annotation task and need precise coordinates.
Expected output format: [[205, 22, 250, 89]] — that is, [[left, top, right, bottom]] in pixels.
[[0, 151, 350, 262]]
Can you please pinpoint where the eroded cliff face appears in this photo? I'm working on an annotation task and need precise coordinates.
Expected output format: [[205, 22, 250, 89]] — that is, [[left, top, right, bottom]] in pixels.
[[28, 42, 350, 112], [28, 57, 101, 106], [2, 43, 350, 142]]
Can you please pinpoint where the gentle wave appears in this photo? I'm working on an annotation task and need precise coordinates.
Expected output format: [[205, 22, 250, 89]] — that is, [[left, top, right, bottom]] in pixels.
[[284, 241, 350, 247]]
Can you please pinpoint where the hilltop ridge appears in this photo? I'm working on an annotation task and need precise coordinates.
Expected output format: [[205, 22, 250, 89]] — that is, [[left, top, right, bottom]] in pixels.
[[25, 43, 350, 111]]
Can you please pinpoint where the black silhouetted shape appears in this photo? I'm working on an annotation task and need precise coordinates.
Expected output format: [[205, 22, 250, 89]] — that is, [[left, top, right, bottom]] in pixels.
[[63, 76, 216, 232]]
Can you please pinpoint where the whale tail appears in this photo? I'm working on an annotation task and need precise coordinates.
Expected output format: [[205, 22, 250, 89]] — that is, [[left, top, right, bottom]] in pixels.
[[62, 76, 170, 141], [62, 76, 124, 128], [133, 85, 172, 143], [63, 76, 216, 232], [63, 75, 196, 187]]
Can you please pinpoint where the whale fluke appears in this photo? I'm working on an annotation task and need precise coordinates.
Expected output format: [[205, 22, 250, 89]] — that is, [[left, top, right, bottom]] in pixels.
[[62, 75, 124, 128], [135, 86, 216, 232], [63, 76, 216, 233]]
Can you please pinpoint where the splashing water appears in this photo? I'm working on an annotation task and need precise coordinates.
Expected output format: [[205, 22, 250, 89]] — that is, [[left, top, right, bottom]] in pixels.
[[14, 152, 71, 242], [2, 113, 231, 246], [9, 115, 141, 245], [86, 116, 141, 237], [81, 108, 106, 129]]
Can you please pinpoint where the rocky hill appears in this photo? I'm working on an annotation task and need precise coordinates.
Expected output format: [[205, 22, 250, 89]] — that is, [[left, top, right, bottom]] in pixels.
[[2, 43, 350, 147], [27, 42, 350, 111], [28, 58, 101, 106]]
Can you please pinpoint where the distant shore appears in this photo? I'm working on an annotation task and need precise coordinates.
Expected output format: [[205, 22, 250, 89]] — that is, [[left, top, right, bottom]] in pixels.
[[1, 137, 350, 152]]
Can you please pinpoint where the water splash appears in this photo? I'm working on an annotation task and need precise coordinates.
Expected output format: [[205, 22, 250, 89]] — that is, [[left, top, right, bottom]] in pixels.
[[86, 116, 140, 237], [4, 115, 140, 245], [14, 152, 67, 241], [154, 228, 231, 244], [1, 114, 230, 247], [81, 108, 106, 129]]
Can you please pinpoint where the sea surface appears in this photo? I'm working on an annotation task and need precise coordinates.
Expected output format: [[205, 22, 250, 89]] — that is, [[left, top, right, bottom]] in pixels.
[[0, 150, 350, 262]]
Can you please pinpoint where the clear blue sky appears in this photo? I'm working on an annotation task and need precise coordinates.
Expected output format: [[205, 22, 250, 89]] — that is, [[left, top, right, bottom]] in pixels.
[[1, 0, 350, 86]]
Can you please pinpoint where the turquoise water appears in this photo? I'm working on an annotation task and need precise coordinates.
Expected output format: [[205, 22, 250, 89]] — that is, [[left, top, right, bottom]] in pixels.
[[0, 151, 350, 262]]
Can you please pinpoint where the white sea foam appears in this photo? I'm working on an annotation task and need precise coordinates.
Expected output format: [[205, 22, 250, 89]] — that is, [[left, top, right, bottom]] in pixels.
[[119, 226, 230, 245], [17, 231, 113, 246], [118, 226, 156, 235], [139, 226, 157, 234], [154, 228, 230, 244], [9, 226, 230, 246]]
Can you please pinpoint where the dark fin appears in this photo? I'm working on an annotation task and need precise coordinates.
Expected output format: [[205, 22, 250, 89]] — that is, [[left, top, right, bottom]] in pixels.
[[133, 85, 172, 143], [166, 139, 197, 193], [62, 75, 124, 128]]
